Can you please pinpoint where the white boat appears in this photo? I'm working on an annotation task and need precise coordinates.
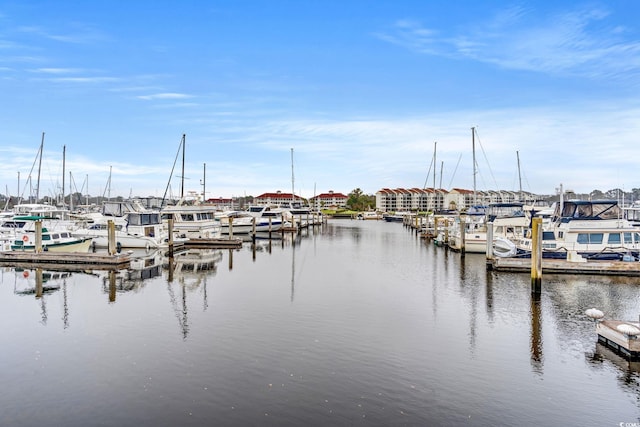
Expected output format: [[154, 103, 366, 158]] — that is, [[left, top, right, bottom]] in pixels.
[[161, 199, 221, 239], [8, 216, 92, 253], [383, 211, 412, 222], [251, 206, 290, 232], [448, 203, 529, 254], [218, 211, 258, 234], [357, 211, 382, 220], [516, 199, 640, 260], [72, 200, 168, 250], [10, 203, 72, 220], [623, 201, 640, 228], [280, 202, 318, 227]]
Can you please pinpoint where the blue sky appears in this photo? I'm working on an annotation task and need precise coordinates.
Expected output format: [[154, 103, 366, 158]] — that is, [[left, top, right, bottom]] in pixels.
[[1, 1, 640, 201]]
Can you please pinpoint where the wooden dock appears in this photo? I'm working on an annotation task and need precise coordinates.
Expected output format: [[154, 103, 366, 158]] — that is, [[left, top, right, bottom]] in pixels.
[[0, 251, 131, 270], [596, 320, 640, 359], [185, 237, 243, 249], [489, 257, 640, 276]]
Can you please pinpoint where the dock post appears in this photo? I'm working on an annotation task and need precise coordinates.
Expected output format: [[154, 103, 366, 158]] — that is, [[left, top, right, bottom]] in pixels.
[[486, 222, 494, 269], [35, 220, 43, 253], [228, 216, 234, 239], [251, 217, 256, 243], [531, 217, 542, 293], [168, 217, 174, 257], [444, 219, 449, 245], [269, 217, 273, 239], [107, 220, 116, 255], [460, 216, 466, 257]]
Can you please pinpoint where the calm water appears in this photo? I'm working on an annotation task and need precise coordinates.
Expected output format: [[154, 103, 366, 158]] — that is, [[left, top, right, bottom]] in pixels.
[[1, 220, 639, 426]]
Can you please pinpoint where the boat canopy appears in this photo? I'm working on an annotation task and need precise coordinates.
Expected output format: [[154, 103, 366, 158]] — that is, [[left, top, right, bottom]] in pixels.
[[555, 200, 622, 222], [486, 203, 525, 222]]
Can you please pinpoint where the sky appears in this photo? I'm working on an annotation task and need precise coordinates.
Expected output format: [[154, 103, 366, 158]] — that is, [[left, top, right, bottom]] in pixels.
[[1, 1, 640, 201]]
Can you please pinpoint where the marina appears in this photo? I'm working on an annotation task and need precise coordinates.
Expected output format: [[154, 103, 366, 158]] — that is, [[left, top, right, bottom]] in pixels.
[[0, 219, 639, 426]]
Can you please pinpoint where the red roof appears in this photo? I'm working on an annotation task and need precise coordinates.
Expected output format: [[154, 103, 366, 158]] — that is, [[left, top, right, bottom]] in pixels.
[[312, 192, 348, 199], [255, 192, 303, 200]]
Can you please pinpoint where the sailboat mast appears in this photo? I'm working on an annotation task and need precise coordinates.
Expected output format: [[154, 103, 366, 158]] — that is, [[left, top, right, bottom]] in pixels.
[[202, 163, 206, 202], [472, 127, 477, 205], [516, 151, 523, 202], [62, 145, 66, 206], [181, 134, 186, 200], [36, 132, 44, 202], [433, 141, 437, 190], [108, 166, 112, 200]]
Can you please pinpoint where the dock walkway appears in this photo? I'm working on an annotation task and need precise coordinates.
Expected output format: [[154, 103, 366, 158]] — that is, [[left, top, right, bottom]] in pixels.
[[488, 257, 640, 276], [0, 251, 131, 270]]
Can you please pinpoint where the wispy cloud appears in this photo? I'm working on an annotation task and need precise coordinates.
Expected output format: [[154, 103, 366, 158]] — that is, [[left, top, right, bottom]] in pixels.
[[136, 93, 195, 101], [17, 24, 109, 44], [46, 76, 120, 84], [29, 67, 85, 74], [376, 5, 640, 79]]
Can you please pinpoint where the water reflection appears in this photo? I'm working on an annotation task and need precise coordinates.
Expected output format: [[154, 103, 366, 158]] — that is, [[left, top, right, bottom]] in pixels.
[[530, 292, 543, 374], [587, 342, 640, 408], [9, 267, 72, 326], [1, 220, 640, 425], [97, 249, 164, 298], [164, 249, 224, 339]]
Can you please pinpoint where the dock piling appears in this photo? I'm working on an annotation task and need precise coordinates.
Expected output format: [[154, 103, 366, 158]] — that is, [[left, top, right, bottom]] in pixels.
[[168, 217, 175, 257], [486, 222, 494, 268], [460, 217, 466, 256], [35, 220, 43, 253], [107, 220, 116, 256], [531, 217, 542, 293]]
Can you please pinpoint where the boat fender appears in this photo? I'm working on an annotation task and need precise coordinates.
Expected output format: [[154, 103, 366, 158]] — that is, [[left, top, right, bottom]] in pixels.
[[116, 241, 122, 253]]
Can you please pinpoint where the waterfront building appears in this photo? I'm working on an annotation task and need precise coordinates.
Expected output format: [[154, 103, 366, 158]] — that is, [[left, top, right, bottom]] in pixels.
[[308, 191, 349, 210], [254, 191, 307, 207], [376, 187, 544, 212]]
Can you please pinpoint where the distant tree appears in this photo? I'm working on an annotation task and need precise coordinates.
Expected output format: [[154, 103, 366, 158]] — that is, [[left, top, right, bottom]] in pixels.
[[590, 189, 605, 200], [347, 188, 375, 211], [605, 188, 623, 199]]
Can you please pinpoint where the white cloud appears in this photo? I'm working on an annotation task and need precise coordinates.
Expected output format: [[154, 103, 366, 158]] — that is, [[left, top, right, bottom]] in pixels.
[[377, 5, 640, 79], [136, 93, 195, 101]]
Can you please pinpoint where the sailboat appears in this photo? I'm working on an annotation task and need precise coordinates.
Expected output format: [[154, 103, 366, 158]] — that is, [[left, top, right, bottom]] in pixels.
[[448, 128, 528, 254], [160, 135, 222, 239]]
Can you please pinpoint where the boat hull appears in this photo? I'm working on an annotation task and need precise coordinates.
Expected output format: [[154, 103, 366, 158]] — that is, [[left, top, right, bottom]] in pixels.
[[10, 237, 93, 253]]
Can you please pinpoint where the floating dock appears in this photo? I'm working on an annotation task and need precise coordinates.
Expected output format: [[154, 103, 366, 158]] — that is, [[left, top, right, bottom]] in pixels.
[[185, 237, 243, 249], [488, 257, 640, 276], [0, 251, 131, 270], [596, 320, 640, 359]]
